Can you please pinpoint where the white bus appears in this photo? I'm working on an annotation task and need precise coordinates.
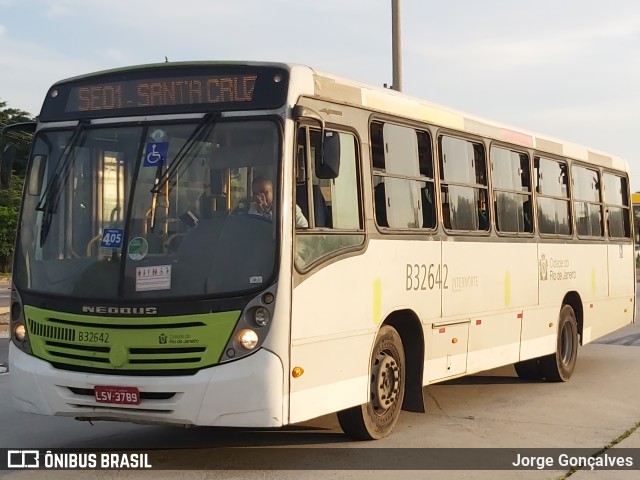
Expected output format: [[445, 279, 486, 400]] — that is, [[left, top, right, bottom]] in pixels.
[[2, 61, 634, 440]]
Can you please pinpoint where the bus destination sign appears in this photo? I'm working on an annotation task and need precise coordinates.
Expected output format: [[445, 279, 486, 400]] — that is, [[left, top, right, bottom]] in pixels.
[[69, 74, 258, 112], [39, 65, 289, 121]]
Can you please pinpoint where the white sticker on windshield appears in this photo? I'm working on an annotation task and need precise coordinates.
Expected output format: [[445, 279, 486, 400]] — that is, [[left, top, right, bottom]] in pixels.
[[136, 265, 172, 292], [249, 276, 263, 284]]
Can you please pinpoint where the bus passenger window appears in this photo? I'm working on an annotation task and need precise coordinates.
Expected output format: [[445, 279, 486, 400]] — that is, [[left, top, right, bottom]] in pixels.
[[370, 122, 435, 230], [572, 165, 603, 238], [604, 173, 631, 238], [535, 157, 572, 236], [439, 135, 489, 232], [491, 147, 532, 234]]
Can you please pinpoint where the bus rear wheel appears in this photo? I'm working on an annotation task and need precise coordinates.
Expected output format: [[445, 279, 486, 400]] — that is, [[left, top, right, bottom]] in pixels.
[[514, 358, 543, 380], [539, 304, 579, 382], [337, 325, 406, 440]]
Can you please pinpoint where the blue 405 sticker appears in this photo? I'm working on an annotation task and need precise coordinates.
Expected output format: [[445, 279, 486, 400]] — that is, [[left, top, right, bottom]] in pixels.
[[101, 228, 124, 248]]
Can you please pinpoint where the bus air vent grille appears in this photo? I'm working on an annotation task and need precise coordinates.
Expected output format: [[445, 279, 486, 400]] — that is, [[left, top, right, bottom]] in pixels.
[[28, 319, 76, 342]]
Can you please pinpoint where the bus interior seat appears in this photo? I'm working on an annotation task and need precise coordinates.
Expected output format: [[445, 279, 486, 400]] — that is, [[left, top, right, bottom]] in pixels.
[[199, 194, 226, 218], [442, 202, 452, 229], [296, 184, 329, 227], [421, 186, 436, 228], [374, 182, 389, 227], [200, 170, 228, 218], [478, 206, 489, 231]]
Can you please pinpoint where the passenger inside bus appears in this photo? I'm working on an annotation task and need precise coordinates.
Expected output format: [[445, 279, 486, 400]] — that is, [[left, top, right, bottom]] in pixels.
[[251, 176, 309, 228]]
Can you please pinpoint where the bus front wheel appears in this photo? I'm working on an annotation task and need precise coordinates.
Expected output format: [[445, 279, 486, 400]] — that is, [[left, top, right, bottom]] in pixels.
[[337, 325, 406, 440], [539, 304, 579, 382]]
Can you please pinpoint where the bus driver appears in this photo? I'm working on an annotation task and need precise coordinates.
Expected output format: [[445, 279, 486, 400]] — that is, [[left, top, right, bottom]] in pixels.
[[249, 176, 308, 228]]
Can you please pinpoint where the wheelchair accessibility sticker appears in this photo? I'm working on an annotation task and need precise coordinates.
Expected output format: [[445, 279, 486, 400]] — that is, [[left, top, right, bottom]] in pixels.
[[143, 142, 169, 167]]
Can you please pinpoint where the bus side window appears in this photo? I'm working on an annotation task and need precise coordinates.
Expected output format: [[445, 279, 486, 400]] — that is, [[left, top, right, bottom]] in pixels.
[[295, 128, 330, 228], [296, 129, 362, 230], [371, 122, 434, 230], [439, 136, 489, 232]]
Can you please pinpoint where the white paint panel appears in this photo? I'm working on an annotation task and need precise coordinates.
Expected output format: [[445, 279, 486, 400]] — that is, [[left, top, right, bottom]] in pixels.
[[520, 334, 557, 360], [520, 306, 558, 360], [608, 244, 635, 297], [538, 244, 608, 305], [289, 376, 368, 424], [428, 321, 469, 380], [425, 352, 469, 383], [442, 242, 538, 317], [584, 297, 634, 342], [289, 333, 374, 423], [467, 312, 521, 372], [467, 342, 521, 374]]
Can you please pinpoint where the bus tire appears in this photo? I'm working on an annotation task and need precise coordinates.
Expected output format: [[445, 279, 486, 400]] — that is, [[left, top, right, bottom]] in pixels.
[[514, 358, 543, 380], [337, 325, 406, 440], [539, 304, 579, 382]]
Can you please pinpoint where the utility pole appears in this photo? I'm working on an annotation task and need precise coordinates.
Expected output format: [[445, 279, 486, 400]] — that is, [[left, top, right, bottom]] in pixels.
[[391, 0, 402, 92]]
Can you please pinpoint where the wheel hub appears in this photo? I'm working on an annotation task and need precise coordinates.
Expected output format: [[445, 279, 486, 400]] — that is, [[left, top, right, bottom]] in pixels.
[[371, 352, 400, 412]]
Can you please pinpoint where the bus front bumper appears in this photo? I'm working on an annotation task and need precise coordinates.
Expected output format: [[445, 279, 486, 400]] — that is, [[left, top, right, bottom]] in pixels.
[[9, 344, 285, 427]]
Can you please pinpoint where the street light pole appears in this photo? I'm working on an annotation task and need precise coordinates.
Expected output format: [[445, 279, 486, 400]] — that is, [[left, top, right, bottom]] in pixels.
[[391, 0, 402, 92]]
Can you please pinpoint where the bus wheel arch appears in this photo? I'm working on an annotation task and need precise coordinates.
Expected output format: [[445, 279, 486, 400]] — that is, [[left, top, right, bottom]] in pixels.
[[384, 310, 425, 413], [562, 291, 583, 345]]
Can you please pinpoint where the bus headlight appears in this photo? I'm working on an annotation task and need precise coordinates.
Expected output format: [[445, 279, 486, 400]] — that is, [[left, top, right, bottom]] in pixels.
[[10, 296, 32, 354], [236, 329, 259, 350], [219, 287, 277, 363], [14, 323, 27, 341], [254, 307, 270, 327]]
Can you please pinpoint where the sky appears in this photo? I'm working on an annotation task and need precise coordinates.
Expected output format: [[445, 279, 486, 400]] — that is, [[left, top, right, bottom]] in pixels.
[[1, 0, 639, 190]]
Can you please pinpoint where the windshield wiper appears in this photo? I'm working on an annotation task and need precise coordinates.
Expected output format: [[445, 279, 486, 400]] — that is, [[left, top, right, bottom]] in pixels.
[[150, 112, 220, 195], [148, 112, 219, 231], [36, 120, 88, 246]]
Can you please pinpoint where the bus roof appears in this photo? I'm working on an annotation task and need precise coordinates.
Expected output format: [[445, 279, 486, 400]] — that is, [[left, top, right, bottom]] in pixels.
[[47, 61, 629, 173], [304, 66, 629, 173], [49, 60, 293, 86]]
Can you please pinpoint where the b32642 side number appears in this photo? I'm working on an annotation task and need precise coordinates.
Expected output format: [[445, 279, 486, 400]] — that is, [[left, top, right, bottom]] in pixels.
[[405, 263, 449, 291]]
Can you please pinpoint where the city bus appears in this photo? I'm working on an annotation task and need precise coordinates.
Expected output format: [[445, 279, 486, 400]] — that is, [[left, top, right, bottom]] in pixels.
[[1, 61, 635, 440]]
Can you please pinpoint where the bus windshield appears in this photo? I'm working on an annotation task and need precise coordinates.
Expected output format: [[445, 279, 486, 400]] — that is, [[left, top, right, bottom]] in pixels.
[[14, 118, 280, 300]]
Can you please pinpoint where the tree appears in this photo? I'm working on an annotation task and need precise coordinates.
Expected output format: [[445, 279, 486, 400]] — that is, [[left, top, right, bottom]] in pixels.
[[0, 98, 34, 272]]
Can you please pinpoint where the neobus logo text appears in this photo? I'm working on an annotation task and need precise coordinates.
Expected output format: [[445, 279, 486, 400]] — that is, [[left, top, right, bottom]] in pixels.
[[82, 306, 158, 315]]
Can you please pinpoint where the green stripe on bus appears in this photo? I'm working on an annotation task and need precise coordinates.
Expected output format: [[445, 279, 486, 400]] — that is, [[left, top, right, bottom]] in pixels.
[[24, 306, 240, 372]]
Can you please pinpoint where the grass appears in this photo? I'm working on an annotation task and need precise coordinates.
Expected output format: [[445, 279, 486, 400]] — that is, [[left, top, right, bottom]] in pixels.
[[555, 421, 640, 479]]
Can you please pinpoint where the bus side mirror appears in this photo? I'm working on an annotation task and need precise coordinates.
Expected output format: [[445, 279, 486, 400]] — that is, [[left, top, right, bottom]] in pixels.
[[315, 131, 340, 179], [1, 144, 16, 189], [0, 121, 37, 189]]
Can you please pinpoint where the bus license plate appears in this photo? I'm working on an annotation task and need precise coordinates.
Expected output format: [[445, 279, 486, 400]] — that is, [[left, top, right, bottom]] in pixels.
[[94, 386, 140, 405]]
